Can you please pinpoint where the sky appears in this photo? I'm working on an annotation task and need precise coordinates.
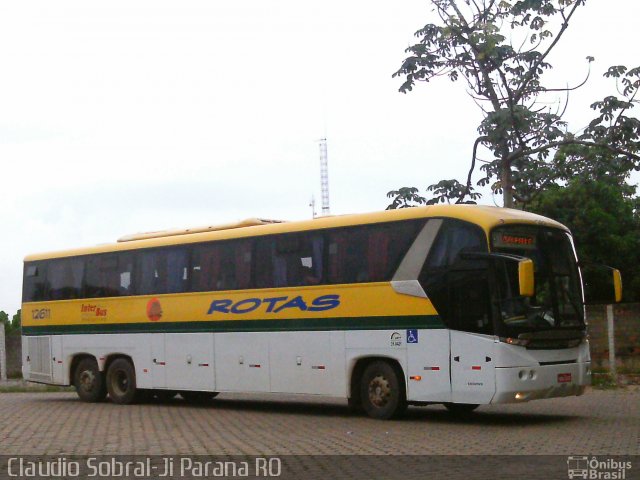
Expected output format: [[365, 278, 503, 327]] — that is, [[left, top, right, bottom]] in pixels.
[[0, 0, 637, 316]]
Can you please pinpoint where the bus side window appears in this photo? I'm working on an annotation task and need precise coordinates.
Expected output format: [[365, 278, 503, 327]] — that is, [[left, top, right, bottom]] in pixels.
[[166, 249, 189, 293], [86, 253, 134, 297], [328, 221, 423, 285], [419, 219, 490, 333], [119, 255, 134, 294], [255, 234, 323, 288], [328, 229, 369, 283], [234, 240, 253, 289], [23, 262, 48, 302], [47, 258, 84, 300], [301, 235, 324, 285], [138, 251, 165, 295], [191, 240, 252, 292], [191, 244, 222, 292]]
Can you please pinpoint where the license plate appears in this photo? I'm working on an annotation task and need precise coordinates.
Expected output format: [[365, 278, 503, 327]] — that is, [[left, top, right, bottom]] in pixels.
[[558, 373, 572, 383]]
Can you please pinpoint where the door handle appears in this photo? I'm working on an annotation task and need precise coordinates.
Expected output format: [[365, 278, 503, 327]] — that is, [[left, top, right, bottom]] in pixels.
[[454, 356, 460, 362]]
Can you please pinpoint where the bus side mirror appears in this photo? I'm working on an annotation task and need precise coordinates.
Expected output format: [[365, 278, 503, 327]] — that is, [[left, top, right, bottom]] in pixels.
[[582, 264, 622, 304], [613, 269, 622, 303], [518, 259, 535, 297]]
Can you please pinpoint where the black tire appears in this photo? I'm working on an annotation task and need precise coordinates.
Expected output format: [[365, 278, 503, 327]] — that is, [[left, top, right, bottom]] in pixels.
[[181, 391, 218, 404], [360, 361, 407, 420], [347, 396, 364, 415], [444, 403, 479, 415], [74, 357, 107, 402], [106, 358, 138, 405]]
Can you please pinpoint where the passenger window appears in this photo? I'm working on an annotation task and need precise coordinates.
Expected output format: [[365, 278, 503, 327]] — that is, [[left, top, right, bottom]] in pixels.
[[328, 220, 423, 284], [47, 258, 84, 300], [84, 253, 134, 298], [191, 240, 253, 292], [138, 248, 189, 295], [254, 233, 324, 288], [23, 262, 48, 302]]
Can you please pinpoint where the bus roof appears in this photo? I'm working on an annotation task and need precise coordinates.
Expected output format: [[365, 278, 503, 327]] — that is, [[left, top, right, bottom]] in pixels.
[[24, 205, 569, 261]]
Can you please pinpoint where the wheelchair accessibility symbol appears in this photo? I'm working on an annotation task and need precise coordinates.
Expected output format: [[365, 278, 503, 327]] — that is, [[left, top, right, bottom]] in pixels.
[[407, 329, 418, 344]]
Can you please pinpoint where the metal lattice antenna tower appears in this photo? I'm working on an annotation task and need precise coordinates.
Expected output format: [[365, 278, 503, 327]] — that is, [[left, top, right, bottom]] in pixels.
[[318, 138, 330, 216]]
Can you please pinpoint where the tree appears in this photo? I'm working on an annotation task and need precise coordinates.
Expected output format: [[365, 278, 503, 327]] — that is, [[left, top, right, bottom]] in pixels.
[[11, 310, 21, 333], [527, 177, 640, 301], [388, 0, 640, 209], [0, 310, 21, 334]]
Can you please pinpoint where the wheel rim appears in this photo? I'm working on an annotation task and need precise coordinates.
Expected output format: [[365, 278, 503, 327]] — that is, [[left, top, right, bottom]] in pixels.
[[112, 370, 129, 396], [368, 374, 391, 407], [79, 370, 95, 393]]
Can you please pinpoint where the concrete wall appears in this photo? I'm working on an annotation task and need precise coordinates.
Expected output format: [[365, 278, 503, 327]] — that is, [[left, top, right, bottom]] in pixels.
[[2, 304, 638, 377], [4, 333, 22, 378]]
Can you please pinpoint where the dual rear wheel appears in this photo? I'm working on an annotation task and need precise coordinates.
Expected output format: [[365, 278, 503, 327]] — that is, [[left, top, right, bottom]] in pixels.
[[74, 357, 220, 405], [74, 357, 107, 402]]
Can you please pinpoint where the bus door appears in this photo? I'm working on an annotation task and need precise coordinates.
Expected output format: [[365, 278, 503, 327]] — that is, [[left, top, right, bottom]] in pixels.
[[447, 269, 496, 404], [417, 219, 496, 403], [51, 335, 65, 384]]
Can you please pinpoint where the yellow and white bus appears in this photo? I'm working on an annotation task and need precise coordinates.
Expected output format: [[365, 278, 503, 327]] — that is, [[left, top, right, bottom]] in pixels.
[[21, 205, 619, 419]]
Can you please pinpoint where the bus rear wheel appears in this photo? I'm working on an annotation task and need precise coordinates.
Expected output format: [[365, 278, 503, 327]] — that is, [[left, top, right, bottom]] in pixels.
[[360, 361, 407, 420], [106, 358, 138, 405], [74, 357, 107, 402]]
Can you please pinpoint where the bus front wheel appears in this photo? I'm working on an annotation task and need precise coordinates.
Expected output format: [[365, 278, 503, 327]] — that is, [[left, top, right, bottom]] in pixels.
[[360, 361, 407, 420], [106, 358, 138, 405], [74, 357, 107, 402]]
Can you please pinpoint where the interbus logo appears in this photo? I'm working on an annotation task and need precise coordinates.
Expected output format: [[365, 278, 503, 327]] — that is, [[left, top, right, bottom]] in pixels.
[[80, 304, 108, 318]]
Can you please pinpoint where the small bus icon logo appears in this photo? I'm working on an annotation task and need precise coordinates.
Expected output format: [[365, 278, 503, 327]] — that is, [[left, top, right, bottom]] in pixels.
[[567, 456, 589, 479]]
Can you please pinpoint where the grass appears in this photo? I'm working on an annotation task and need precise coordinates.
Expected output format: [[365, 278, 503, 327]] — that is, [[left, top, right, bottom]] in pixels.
[[592, 367, 640, 375], [591, 373, 620, 390]]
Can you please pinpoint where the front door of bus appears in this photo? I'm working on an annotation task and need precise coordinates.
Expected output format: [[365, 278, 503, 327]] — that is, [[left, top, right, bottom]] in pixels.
[[447, 269, 496, 404]]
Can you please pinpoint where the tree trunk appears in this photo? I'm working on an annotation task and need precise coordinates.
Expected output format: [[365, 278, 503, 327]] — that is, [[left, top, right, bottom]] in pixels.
[[502, 160, 513, 208]]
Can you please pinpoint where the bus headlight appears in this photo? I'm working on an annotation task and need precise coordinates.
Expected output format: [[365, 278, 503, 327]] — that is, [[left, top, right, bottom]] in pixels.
[[500, 337, 530, 347]]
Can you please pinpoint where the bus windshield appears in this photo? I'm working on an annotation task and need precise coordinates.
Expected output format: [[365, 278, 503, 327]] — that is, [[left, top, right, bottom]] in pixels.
[[491, 226, 584, 337]]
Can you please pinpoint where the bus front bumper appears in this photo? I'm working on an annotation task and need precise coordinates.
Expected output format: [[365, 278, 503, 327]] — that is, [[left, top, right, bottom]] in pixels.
[[491, 361, 590, 404]]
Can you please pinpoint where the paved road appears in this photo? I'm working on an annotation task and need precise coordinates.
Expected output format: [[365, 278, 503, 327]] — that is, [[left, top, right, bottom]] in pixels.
[[1, 387, 638, 456]]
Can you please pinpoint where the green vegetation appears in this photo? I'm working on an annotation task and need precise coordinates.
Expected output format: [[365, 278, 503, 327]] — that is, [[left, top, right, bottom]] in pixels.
[[0, 309, 21, 335], [528, 177, 640, 301], [387, 0, 639, 208]]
